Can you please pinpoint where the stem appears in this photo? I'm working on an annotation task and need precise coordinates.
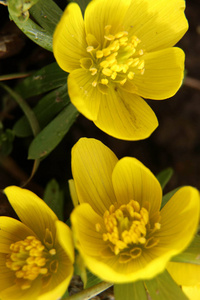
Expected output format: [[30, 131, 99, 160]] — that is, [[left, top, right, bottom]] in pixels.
[[64, 282, 113, 300], [184, 76, 200, 91], [0, 73, 30, 81]]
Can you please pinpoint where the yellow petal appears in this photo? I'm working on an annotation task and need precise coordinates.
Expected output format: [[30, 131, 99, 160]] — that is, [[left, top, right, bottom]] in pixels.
[[56, 220, 74, 264], [167, 262, 200, 286], [112, 157, 162, 215], [85, 0, 131, 46], [4, 186, 58, 243], [155, 187, 199, 258], [39, 259, 73, 300], [94, 87, 158, 140], [73, 244, 168, 283], [134, 48, 185, 100], [0, 277, 41, 300], [68, 69, 101, 120], [72, 138, 118, 215], [0, 253, 15, 292], [0, 217, 35, 253], [39, 222, 74, 300], [123, 0, 188, 51], [68, 179, 79, 207], [53, 3, 88, 72], [182, 285, 200, 300], [70, 203, 106, 257]]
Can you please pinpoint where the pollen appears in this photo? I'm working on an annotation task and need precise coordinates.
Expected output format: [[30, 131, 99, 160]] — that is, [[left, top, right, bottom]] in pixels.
[[97, 200, 161, 262], [83, 25, 145, 93], [6, 234, 58, 290]]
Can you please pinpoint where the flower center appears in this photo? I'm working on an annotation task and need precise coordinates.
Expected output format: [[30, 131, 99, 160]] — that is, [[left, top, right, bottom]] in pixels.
[[96, 200, 161, 263], [6, 230, 58, 290], [81, 25, 145, 94]]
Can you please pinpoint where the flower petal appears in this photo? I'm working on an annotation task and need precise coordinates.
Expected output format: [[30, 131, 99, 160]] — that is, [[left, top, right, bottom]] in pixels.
[[70, 203, 106, 257], [112, 157, 162, 215], [0, 217, 35, 253], [53, 3, 88, 72], [134, 48, 185, 100], [4, 186, 58, 243], [72, 242, 170, 283], [123, 0, 188, 51], [85, 0, 131, 46], [155, 187, 199, 259], [94, 87, 158, 140], [182, 285, 200, 300], [68, 69, 101, 120], [0, 253, 15, 292], [167, 262, 200, 286], [72, 138, 118, 215], [56, 220, 74, 264], [0, 277, 41, 300], [39, 257, 73, 300], [38, 222, 74, 300]]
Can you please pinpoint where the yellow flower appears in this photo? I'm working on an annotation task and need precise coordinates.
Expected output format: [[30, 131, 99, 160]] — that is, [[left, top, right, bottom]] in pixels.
[[167, 262, 200, 300], [0, 186, 74, 300], [70, 138, 199, 283], [53, 0, 188, 140]]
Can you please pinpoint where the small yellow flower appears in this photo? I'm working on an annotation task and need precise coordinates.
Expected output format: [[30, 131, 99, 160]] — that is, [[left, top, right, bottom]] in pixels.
[[53, 0, 188, 140], [167, 262, 200, 300], [0, 186, 74, 300], [70, 138, 199, 283]]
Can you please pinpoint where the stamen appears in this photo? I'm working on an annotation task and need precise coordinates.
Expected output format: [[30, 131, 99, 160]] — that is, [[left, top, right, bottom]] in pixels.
[[96, 200, 161, 262], [83, 25, 145, 93], [6, 233, 58, 290]]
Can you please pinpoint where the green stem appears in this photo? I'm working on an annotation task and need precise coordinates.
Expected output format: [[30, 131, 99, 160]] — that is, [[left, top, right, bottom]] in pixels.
[[0, 82, 40, 136], [64, 282, 113, 300]]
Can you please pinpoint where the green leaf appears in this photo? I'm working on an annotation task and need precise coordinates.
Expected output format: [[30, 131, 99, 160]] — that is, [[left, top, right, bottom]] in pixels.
[[114, 281, 147, 300], [156, 167, 173, 190], [8, 0, 62, 51], [85, 270, 102, 289], [29, 0, 62, 35], [43, 179, 64, 221], [13, 84, 69, 137], [145, 270, 188, 300], [0, 123, 15, 156], [161, 187, 181, 209], [171, 235, 200, 265], [28, 104, 79, 159], [15, 62, 67, 99]]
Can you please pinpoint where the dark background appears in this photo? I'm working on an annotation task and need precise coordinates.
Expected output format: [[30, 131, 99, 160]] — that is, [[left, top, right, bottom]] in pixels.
[[0, 0, 199, 219]]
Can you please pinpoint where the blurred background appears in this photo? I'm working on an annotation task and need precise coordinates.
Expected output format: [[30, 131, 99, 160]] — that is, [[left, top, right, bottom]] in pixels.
[[0, 0, 199, 220]]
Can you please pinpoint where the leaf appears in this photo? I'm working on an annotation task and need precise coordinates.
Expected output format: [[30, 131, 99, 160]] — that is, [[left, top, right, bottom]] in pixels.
[[156, 167, 173, 190], [145, 270, 188, 300], [29, 0, 62, 35], [43, 179, 64, 221], [28, 104, 79, 159], [13, 84, 69, 137], [161, 187, 181, 209], [171, 235, 200, 265], [114, 281, 147, 300], [8, 0, 62, 51], [15, 62, 67, 99]]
